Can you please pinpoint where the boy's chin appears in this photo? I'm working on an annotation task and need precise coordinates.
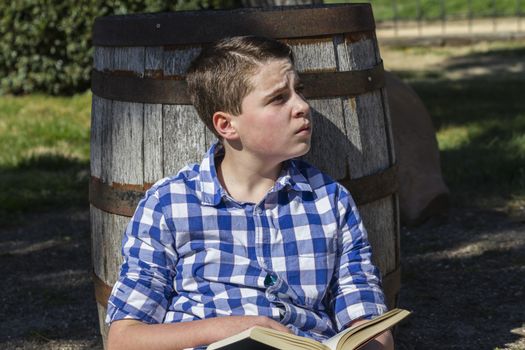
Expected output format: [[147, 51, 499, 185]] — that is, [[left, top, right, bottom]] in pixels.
[[290, 142, 311, 159]]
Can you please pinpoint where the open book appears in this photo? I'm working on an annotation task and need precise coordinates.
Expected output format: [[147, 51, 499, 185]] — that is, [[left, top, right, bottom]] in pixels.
[[207, 308, 410, 350]]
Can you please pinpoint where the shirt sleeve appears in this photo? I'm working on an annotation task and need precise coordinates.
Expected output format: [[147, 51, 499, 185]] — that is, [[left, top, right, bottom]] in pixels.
[[106, 182, 178, 324], [329, 185, 388, 331]]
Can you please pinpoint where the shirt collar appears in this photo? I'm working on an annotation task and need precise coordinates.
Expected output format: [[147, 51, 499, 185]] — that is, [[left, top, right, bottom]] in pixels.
[[197, 142, 313, 206], [197, 142, 226, 206]]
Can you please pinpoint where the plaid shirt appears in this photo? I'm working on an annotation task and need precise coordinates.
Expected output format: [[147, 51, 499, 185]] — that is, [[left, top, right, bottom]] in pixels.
[[106, 142, 387, 342]]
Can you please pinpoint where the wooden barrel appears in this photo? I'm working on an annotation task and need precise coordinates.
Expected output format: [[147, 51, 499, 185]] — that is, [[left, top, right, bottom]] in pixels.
[[90, 4, 400, 346]]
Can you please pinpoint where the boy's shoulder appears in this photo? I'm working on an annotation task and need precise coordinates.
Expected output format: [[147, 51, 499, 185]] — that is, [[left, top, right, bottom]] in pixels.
[[145, 162, 203, 200]]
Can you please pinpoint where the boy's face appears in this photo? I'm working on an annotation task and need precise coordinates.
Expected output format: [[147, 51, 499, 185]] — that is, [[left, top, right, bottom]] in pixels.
[[231, 59, 311, 164]]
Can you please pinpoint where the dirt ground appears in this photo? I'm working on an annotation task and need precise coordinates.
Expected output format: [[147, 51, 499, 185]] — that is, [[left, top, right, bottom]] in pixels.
[[396, 206, 525, 350], [1, 204, 523, 349]]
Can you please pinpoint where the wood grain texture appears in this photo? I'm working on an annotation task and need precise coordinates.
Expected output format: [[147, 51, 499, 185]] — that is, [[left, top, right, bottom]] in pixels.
[[91, 205, 129, 286], [163, 47, 202, 77], [90, 97, 103, 179], [334, 34, 397, 277], [145, 46, 163, 72], [162, 47, 207, 176], [108, 47, 145, 185], [93, 46, 114, 72], [372, 37, 397, 165], [92, 47, 114, 181], [110, 101, 144, 185], [163, 105, 207, 176], [144, 103, 164, 184], [90, 205, 105, 280], [204, 126, 219, 151], [288, 38, 337, 73], [114, 47, 145, 77], [144, 47, 165, 184], [359, 197, 396, 275]]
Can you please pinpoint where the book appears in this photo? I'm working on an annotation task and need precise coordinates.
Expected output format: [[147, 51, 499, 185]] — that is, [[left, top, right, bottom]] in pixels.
[[207, 308, 411, 350]]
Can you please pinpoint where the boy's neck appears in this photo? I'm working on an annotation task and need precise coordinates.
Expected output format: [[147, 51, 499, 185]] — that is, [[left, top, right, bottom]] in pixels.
[[217, 144, 283, 205]]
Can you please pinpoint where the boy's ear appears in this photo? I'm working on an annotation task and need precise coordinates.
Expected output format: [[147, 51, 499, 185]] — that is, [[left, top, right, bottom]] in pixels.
[[212, 111, 238, 140]]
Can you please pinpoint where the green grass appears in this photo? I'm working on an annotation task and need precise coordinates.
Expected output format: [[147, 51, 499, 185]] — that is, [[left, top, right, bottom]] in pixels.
[[325, 0, 522, 21], [385, 42, 525, 207], [0, 92, 91, 225]]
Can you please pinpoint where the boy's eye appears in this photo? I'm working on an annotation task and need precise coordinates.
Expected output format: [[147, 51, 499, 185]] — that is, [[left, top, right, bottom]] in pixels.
[[270, 94, 285, 103]]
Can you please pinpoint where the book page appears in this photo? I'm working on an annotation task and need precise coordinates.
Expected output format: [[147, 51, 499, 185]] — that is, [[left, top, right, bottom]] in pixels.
[[322, 309, 411, 350], [207, 326, 328, 350]]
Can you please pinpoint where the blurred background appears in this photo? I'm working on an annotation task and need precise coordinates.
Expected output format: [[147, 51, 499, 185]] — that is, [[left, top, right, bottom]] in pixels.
[[0, 1, 523, 349]]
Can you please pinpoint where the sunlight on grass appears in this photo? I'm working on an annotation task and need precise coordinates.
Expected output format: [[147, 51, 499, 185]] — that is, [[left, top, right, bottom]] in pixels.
[[437, 125, 479, 150], [0, 92, 91, 168], [0, 92, 91, 223], [382, 39, 525, 208]]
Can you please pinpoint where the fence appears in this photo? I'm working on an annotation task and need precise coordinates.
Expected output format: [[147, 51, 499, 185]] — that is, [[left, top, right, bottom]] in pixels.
[[330, 0, 525, 38]]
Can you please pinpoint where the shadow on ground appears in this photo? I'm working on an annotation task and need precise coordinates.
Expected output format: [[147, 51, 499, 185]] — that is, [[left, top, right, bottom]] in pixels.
[[396, 207, 525, 350], [0, 209, 102, 349], [0, 153, 90, 227]]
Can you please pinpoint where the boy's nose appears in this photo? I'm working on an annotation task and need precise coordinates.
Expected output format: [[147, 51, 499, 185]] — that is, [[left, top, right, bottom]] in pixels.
[[292, 93, 310, 119]]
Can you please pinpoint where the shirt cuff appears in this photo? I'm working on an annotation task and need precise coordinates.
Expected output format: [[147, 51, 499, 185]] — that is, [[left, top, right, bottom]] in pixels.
[[105, 278, 168, 325], [332, 290, 388, 331]]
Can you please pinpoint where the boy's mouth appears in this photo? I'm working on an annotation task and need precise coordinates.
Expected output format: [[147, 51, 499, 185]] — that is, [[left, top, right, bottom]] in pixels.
[[296, 124, 311, 134]]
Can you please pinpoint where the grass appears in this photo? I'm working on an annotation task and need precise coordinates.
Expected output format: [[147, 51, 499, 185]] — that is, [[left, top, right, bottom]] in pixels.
[[381, 40, 525, 208], [0, 92, 91, 225], [325, 0, 522, 22]]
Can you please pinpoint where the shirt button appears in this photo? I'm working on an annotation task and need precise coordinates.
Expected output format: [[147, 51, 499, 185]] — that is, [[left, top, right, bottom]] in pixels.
[[267, 294, 276, 301], [264, 274, 277, 287], [255, 207, 262, 215]]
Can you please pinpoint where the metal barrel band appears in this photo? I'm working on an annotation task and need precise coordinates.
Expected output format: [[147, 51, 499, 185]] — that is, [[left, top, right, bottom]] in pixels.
[[89, 177, 145, 217], [92, 4, 375, 47], [89, 163, 397, 217], [91, 61, 385, 105], [339, 164, 399, 206], [93, 270, 112, 308]]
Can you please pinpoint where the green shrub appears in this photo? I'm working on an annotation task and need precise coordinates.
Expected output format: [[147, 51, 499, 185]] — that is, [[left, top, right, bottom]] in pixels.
[[0, 0, 239, 96]]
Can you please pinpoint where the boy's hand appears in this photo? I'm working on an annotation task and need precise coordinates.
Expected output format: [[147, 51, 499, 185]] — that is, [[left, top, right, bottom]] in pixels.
[[350, 319, 394, 350], [108, 315, 291, 350]]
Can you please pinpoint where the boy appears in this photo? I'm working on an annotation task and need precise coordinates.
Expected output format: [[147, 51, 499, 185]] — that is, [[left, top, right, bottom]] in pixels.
[[106, 36, 393, 350]]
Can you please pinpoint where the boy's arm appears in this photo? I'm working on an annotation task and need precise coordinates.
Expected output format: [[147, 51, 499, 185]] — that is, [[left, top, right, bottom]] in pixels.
[[329, 187, 388, 337], [106, 185, 177, 325], [108, 315, 292, 350]]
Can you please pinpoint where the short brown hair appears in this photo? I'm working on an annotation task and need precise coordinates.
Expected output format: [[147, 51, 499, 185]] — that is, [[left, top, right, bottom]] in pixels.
[[186, 36, 294, 138]]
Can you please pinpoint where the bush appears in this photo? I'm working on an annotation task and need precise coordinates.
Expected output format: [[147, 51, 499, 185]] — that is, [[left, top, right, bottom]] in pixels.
[[0, 0, 239, 96]]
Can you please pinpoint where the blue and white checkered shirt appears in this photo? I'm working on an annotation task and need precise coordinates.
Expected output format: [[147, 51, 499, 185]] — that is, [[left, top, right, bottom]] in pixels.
[[106, 142, 387, 342]]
